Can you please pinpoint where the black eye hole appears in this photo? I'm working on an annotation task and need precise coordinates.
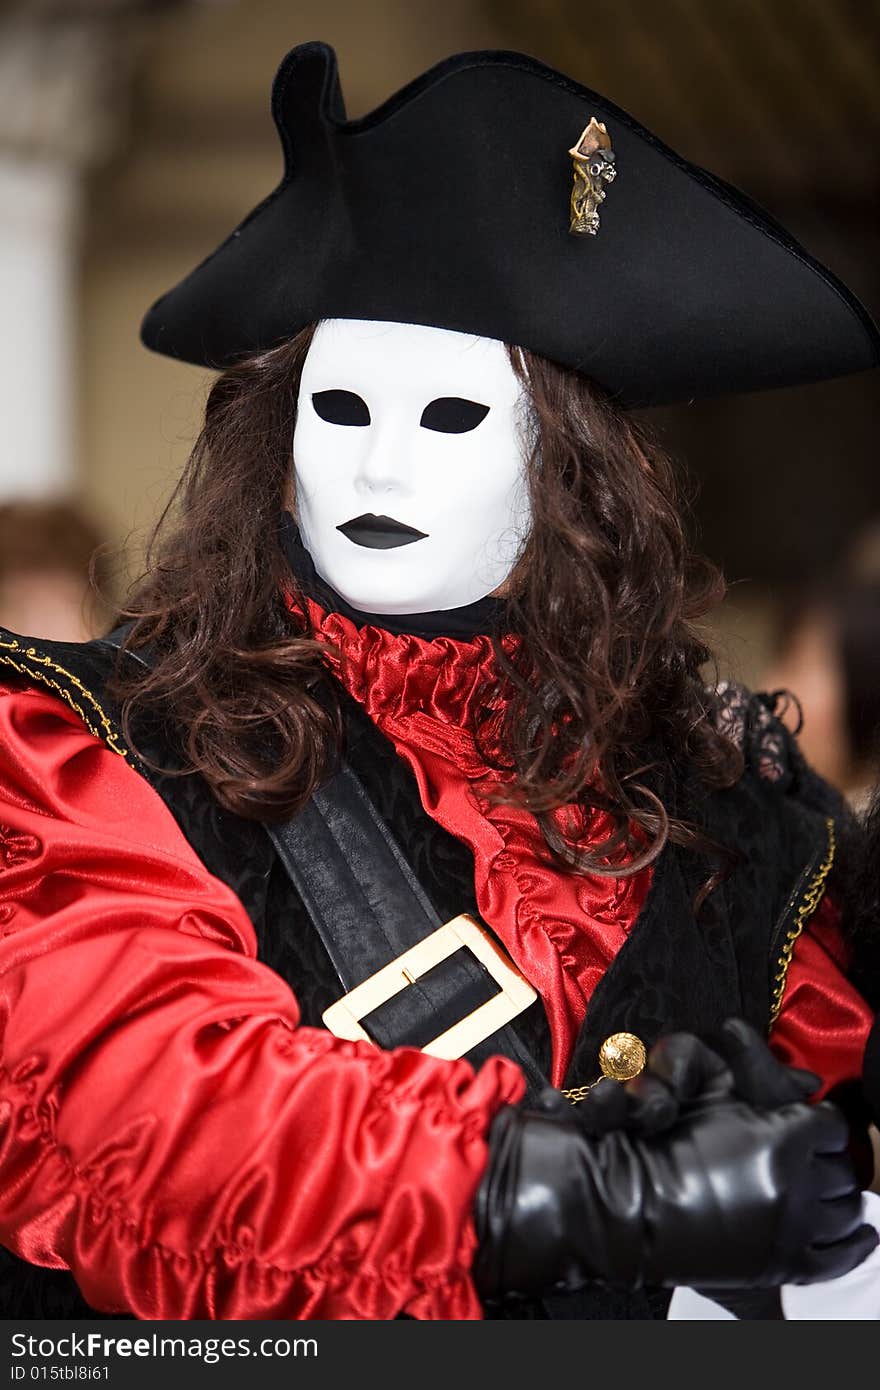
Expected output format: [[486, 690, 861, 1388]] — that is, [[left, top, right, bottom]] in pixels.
[[419, 397, 490, 434], [311, 389, 371, 427]]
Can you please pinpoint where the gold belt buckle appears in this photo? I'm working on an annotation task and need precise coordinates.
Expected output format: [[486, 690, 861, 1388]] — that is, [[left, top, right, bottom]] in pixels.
[[321, 913, 537, 1060]]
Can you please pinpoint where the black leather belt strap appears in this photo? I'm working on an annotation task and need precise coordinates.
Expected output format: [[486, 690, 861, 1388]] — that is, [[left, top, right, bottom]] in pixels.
[[265, 760, 548, 1092]]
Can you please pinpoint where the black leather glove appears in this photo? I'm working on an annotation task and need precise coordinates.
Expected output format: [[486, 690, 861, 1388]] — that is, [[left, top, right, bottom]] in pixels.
[[637, 1020, 828, 1322], [474, 1074, 877, 1300]]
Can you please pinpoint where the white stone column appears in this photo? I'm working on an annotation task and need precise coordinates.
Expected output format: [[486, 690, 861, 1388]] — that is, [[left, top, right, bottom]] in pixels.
[[0, 155, 81, 499], [0, 3, 224, 503], [0, 11, 134, 502]]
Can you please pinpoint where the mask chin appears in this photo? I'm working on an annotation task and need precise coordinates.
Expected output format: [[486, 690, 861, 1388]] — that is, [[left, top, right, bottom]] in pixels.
[[292, 318, 533, 613], [325, 542, 520, 615]]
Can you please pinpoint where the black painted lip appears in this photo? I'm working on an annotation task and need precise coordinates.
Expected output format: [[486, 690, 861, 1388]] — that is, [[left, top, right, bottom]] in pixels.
[[336, 513, 428, 549]]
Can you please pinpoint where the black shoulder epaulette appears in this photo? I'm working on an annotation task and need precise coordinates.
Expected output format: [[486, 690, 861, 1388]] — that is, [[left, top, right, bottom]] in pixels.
[[0, 625, 131, 761]]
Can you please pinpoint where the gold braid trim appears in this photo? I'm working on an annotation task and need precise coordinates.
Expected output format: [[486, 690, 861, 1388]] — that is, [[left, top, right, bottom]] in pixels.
[[0, 637, 130, 760], [769, 816, 836, 1025]]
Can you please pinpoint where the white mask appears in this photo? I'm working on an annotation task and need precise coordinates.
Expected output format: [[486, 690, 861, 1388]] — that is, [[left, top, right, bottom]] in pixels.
[[292, 319, 533, 614]]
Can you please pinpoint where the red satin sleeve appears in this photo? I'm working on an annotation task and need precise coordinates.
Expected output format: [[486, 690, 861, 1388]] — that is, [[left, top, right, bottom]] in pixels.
[[0, 682, 524, 1320], [770, 891, 873, 1098]]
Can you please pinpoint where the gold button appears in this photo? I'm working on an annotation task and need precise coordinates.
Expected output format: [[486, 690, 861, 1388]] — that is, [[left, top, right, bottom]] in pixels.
[[598, 1031, 647, 1082]]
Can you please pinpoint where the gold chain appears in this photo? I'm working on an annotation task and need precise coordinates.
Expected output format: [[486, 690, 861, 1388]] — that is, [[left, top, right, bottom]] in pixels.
[[769, 817, 835, 1024], [561, 1082, 597, 1105]]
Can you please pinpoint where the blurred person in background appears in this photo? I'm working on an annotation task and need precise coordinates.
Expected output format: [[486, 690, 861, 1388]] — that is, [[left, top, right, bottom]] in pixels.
[[0, 499, 109, 643], [763, 580, 880, 811], [0, 41, 877, 1324], [847, 519, 880, 584]]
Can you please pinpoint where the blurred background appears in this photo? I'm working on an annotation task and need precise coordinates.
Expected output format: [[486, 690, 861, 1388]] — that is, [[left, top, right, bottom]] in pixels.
[[1, 0, 878, 801]]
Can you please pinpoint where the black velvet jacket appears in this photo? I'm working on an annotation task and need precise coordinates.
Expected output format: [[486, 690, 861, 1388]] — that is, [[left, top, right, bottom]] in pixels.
[[0, 623, 846, 1320]]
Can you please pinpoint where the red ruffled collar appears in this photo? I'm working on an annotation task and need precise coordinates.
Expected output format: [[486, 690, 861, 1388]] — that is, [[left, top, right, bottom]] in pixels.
[[307, 599, 510, 777]]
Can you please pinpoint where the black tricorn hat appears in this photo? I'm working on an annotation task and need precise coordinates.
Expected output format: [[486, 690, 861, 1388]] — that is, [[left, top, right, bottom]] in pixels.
[[141, 42, 879, 408]]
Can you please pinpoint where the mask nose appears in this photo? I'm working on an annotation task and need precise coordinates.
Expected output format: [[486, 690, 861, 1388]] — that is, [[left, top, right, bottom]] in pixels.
[[352, 419, 413, 499]]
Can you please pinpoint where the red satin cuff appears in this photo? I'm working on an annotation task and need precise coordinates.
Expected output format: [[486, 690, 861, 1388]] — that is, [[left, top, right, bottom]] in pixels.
[[0, 682, 523, 1319]]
